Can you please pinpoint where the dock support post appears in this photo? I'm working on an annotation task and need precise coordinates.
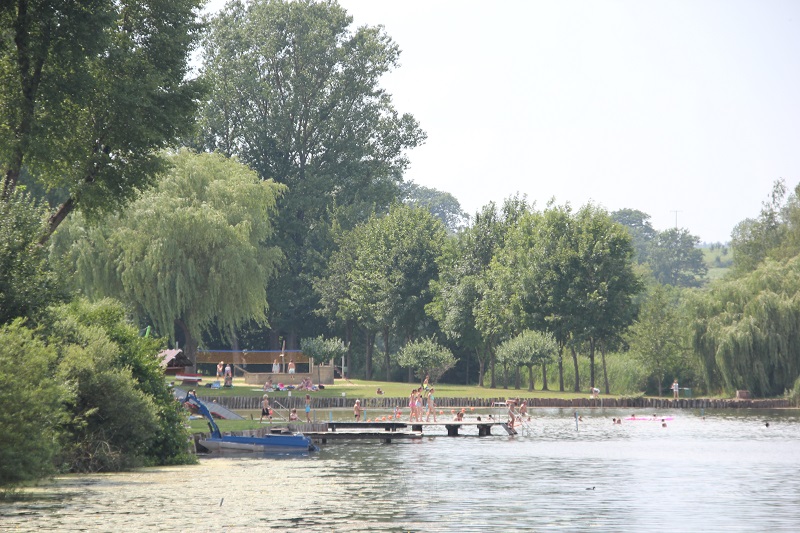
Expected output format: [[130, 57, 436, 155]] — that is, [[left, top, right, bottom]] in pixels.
[[445, 425, 459, 436]]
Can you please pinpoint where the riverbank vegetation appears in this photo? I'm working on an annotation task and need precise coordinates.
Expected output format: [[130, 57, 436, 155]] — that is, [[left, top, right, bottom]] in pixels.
[[3, 0, 800, 488]]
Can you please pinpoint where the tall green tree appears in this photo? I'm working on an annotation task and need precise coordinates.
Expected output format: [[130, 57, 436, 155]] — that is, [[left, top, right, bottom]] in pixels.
[[466, 198, 532, 388], [0, 190, 64, 325], [427, 202, 511, 386], [612, 208, 657, 264], [500, 203, 575, 391], [402, 183, 468, 233], [647, 228, 707, 287], [570, 204, 642, 392], [198, 0, 425, 346], [731, 179, 800, 273], [501, 203, 640, 392], [0, 0, 203, 240], [626, 284, 687, 396], [313, 223, 361, 376], [54, 150, 286, 366], [346, 205, 445, 380]]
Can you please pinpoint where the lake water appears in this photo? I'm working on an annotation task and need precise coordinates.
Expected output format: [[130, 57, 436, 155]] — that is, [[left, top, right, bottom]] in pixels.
[[2, 408, 800, 532]]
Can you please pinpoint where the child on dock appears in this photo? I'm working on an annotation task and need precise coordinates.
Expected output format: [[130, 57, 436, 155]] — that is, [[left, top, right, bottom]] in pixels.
[[426, 388, 437, 422]]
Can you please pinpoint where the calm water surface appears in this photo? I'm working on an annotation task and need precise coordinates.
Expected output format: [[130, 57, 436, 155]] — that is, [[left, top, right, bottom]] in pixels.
[[2, 408, 799, 532]]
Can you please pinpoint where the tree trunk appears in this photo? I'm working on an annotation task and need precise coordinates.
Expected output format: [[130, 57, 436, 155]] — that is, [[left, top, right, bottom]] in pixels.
[[589, 337, 596, 389], [345, 322, 353, 379], [175, 318, 198, 372], [365, 330, 374, 380], [269, 329, 280, 350], [230, 329, 240, 376], [383, 325, 391, 382], [558, 345, 564, 392], [571, 345, 580, 392], [465, 349, 470, 385], [514, 366, 521, 389], [541, 360, 549, 391], [477, 349, 485, 387], [528, 364, 535, 391], [41, 196, 75, 244], [490, 348, 497, 389], [601, 343, 610, 394]]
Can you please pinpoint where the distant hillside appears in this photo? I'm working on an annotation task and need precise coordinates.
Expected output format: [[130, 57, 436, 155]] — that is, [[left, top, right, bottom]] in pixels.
[[699, 242, 733, 281]]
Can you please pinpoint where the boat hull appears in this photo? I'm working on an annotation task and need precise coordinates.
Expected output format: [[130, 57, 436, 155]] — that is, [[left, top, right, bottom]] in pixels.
[[199, 434, 317, 453]]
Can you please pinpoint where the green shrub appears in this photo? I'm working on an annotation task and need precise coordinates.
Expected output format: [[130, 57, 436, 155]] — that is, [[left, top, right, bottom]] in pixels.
[[0, 321, 67, 486]]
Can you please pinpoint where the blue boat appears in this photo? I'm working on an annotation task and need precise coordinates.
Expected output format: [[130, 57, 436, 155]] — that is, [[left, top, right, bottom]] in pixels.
[[183, 393, 317, 454]]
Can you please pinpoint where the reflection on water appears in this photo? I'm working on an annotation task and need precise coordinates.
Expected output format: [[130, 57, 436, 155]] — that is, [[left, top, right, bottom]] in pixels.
[[2, 409, 800, 532]]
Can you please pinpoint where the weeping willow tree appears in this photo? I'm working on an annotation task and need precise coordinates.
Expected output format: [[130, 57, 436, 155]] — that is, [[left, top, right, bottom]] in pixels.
[[53, 150, 286, 366], [690, 257, 800, 396]]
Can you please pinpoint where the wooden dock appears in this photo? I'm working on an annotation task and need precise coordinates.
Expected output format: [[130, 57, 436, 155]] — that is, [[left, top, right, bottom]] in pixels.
[[293, 420, 517, 444]]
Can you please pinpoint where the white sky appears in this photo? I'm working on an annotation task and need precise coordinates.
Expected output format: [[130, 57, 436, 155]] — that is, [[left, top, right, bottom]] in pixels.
[[207, 1, 800, 243]]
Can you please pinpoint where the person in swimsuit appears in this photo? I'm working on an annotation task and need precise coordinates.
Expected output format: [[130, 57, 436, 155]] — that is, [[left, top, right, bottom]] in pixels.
[[288, 360, 296, 374], [426, 388, 437, 422], [305, 394, 312, 422], [260, 394, 271, 422], [354, 399, 362, 421], [272, 358, 280, 373], [519, 400, 529, 420], [216, 361, 224, 378]]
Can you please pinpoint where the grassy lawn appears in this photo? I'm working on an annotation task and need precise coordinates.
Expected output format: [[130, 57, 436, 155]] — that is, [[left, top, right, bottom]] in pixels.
[[174, 376, 612, 401], [178, 377, 618, 433]]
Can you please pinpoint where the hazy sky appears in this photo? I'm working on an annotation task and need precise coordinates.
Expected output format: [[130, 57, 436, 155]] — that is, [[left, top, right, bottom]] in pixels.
[[207, 1, 800, 243]]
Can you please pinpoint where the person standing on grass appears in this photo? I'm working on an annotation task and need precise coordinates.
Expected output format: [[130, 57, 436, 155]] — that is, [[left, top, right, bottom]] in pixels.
[[217, 361, 224, 378], [671, 379, 680, 399], [305, 394, 312, 423]]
